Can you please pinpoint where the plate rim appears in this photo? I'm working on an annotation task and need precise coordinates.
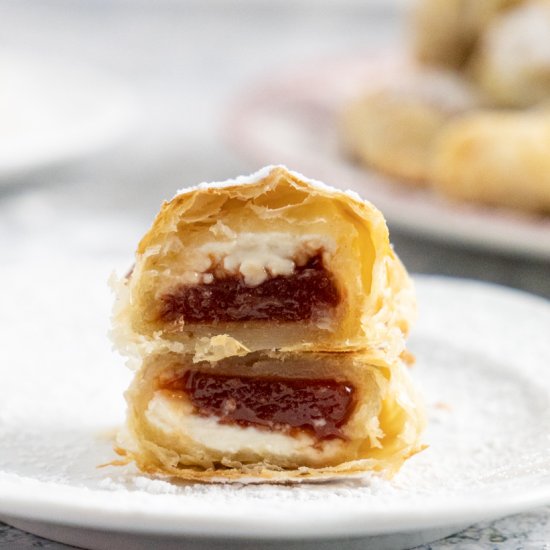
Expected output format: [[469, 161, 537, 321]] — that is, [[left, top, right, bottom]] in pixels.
[[1, 274, 549, 539], [0, 473, 549, 539]]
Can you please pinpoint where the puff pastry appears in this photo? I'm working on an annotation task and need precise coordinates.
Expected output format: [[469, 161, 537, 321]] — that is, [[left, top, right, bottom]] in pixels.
[[118, 351, 424, 481], [413, 0, 524, 69], [341, 71, 479, 184], [471, 1, 550, 107], [113, 166, 415, 361], [431, 109, 550, 212], [112, 166, 424, 481]]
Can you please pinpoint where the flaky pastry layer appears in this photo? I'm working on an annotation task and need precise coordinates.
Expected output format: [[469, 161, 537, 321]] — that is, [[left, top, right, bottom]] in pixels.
[[117, 352, 425, 482], [112, 166, 415, 363]]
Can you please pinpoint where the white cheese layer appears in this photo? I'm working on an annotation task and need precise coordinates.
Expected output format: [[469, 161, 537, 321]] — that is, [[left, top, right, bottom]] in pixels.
[[176, 231, 336, 287], [145, 392, 343, 461]]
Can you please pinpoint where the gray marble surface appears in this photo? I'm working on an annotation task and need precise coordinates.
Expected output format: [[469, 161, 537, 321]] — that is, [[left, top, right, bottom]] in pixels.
[[2, 506, 550, 549], [0, 1, 549, 548]]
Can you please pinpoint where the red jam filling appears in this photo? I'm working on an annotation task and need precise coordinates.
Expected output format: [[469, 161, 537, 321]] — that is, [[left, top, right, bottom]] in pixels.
[[158, 253, 340, 324], [162, 371, 355, 440]]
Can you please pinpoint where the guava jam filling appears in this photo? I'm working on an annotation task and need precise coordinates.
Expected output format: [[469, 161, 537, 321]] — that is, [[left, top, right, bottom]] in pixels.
[[162, 371, 355, 440], [158, 254, 340, 323]]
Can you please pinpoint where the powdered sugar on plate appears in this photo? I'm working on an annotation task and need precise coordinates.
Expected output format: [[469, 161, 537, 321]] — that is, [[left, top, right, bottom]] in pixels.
[[0, 260, 549, 539]]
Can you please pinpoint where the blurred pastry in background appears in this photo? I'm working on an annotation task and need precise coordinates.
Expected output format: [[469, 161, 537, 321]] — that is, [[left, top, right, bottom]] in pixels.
[[431, 109, 550, 213], [341, 0, 550, 215], [471, 1, 550, 107], [412, 0, 525, 70], [341, 71, 479, 185]]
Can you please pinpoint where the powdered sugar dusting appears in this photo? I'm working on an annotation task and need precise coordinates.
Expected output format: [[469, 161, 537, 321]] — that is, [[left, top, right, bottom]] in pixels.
[[173, 165, 365, 207], [0, 261, 549, 537], [484, 2, 550, 73]]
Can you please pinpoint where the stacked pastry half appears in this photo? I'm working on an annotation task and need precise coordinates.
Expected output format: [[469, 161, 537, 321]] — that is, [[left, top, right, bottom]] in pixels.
[[112, 166, 425, 482]]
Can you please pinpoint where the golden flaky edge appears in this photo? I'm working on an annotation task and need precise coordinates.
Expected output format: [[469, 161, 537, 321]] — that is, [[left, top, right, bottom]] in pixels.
[[114, 357, 426, 484], [110, 166, 424, 483], [111, 165, 416, 367]]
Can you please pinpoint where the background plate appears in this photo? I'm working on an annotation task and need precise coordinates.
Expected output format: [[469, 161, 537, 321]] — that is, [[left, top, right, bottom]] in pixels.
[[227, 52, 550, 259], [0, 259, 549, 549]]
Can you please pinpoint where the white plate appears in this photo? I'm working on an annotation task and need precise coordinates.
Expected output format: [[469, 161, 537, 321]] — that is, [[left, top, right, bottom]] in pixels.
[[0, 52, 137, 181], [226, 52, 550, 260], [1, 259, 550, 550]]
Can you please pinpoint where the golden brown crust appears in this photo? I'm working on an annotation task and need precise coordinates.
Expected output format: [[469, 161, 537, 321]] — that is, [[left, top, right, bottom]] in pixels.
[[117, 352, 425, 482], [340, 72, 479, 185], [112, 166, 416, 363], [111, 167, 424, 483], [114, 449, 425, 483]]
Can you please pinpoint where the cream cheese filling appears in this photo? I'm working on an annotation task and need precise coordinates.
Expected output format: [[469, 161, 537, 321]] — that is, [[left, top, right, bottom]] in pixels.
[[165, 232, 336, 287], [145, 392, 344, 461]]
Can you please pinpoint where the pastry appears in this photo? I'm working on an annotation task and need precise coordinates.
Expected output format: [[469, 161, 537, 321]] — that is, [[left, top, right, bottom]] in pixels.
[[341, 71, 479, 184], [119, 351, 425, 481], [431, 109, 550, 212], [340, 0, 550, 216], [471, 1, 550, 107], [413, 0, 525, 69], [112, 166, 424, 481], [112, 165, 415, 360]]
